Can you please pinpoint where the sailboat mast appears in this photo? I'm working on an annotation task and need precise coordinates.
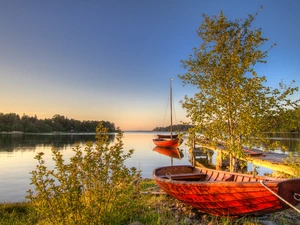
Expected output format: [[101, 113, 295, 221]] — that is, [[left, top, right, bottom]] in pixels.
[[170, 78, 173, 139]]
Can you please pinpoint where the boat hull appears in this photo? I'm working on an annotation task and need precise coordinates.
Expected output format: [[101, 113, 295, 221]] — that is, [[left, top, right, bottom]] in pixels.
[[157, 134, 178, 139], [153, 165, 300, 216], [152, 138, 182, 148]]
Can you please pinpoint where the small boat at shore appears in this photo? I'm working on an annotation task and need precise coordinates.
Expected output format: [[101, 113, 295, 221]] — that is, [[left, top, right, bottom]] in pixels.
[[153, 165, 300, 216]]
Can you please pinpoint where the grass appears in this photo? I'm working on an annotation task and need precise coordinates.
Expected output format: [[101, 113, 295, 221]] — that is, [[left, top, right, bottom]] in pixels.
[[0, 198, 299, 224], [3, 179, 299, 225], [0, 202, 38, 225]]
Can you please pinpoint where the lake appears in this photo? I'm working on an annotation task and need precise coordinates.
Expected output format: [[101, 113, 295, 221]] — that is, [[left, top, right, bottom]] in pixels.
[[0, 132, 299, 203]]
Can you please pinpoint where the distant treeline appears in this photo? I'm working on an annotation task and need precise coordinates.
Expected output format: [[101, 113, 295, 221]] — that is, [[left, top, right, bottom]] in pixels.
[[152, 124, 193, 132], [0, 113, 116, 133], [152, 107, 300, 133]]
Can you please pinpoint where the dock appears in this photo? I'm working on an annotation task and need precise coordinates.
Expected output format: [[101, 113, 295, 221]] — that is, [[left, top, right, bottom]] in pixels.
[[192, 144, 297, 176]]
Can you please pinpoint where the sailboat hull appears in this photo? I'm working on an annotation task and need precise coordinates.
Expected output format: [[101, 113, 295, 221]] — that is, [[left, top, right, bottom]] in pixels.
[[153, 78, 183, 148], [157, 134, 178, 139], [153, 138, 182, 148]]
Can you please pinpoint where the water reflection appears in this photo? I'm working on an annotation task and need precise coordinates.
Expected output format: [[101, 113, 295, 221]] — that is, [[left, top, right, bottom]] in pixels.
[[267, 132, 300, 155], [0, 132, 299, 203], [0, 133, 115, 152], [0, 132, 191, 202], [153, 147, 184, 159]]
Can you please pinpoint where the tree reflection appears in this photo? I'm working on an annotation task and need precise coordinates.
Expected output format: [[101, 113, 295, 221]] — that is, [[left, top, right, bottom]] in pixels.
[[0, 134, 116, 152]]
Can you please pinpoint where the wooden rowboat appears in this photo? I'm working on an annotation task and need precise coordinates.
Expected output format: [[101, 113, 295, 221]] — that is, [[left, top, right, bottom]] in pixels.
[[153, 165, 300, 216]]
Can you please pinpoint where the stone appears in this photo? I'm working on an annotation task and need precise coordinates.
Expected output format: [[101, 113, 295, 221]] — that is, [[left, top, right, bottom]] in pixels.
[[259, 221, 277, 225], [130, 222, 143, 225], [183, 217, 192, 225]]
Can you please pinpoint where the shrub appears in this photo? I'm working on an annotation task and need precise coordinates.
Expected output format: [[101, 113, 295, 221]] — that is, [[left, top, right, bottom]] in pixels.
[[284, 153, 300, 178], [27, 122, 141, 224]]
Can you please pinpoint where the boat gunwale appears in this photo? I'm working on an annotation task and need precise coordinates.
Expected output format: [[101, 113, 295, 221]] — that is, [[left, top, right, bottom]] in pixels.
[[157, 134, 179, 138], [152, 165, 287, 185], [152, 138, 182, 148]]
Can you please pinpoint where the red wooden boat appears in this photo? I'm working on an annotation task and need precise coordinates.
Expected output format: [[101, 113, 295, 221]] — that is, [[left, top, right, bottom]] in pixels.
[[153, 137, 182, 148], [153, 146, 183, 159], [153, 165, 300, 216], [153, 79, 183, 148], [157, 134, 179, 139]]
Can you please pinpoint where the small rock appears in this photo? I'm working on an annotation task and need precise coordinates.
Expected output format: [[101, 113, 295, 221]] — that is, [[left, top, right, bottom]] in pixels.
[[130, 222, 143, 225], [175, 214, 181, 220], [183, 217, 192, 225]]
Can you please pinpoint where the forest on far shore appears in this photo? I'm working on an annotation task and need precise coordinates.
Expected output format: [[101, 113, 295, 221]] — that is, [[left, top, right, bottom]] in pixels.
[[152, 124, 193, 132], [152, 107, 300, 133], [0, 113, 116, 133]]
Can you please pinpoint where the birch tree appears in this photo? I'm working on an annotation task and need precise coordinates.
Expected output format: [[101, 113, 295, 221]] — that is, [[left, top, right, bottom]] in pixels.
[[178, 9, 299, 172]]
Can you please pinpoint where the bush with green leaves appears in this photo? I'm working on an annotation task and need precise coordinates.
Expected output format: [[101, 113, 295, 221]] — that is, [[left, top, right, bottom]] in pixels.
[[27, 122, 141, 225], [284, 154, 300, 178]]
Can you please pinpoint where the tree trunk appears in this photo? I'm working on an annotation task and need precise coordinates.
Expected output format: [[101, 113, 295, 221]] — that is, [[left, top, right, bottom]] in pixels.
[[229, 153, 237, 172], [216, 151, 223, 170]]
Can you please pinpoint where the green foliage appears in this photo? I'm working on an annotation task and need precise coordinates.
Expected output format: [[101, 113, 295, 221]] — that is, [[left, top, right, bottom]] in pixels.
[[26, 122, 141, 225], [0, 202, 38, 225], [266, 107, 300, 132], [178, 9, 299, 171], [0, 112, 116, 132], [284, 154, 300, 178]]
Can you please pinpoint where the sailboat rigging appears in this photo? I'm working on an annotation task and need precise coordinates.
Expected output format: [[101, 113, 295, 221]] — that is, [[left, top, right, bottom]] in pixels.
[[152, 78, 183, 148]]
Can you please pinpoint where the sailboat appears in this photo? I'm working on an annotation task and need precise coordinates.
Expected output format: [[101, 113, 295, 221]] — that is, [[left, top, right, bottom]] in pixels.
[[152, 78, 183, 148]]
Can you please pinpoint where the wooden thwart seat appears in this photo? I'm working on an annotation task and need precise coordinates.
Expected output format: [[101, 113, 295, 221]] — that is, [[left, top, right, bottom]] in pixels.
[[202, 170, 234, 182], [160, 171, 261, 183], [161, 173, 207, 181]]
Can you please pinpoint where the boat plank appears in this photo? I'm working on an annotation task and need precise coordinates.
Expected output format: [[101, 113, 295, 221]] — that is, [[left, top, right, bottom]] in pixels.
[[161, 173, 207, 181]]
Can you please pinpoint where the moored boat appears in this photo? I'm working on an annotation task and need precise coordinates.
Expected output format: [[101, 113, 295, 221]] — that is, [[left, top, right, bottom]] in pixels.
[[153, 78, 183, 148], [153, 165, 300, 216], [157, 134, 178, 139], [153, 137, 183, 148], [153, 146, 183, 159]]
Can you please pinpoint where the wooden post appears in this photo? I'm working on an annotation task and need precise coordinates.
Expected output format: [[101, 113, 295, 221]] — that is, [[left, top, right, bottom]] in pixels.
[[216, 150, 223, 170]]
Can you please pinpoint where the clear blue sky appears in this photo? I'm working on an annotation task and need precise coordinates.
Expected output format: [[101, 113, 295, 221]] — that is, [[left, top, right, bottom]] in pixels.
[[1, 0, 299, 130]]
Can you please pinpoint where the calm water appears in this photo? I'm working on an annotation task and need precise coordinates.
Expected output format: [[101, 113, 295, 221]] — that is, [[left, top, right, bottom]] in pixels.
[[0, 132, 299, 203], [0, 132, 191, 203]]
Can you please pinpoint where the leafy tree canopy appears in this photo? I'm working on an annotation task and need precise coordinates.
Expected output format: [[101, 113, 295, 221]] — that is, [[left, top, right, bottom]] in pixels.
[[178, 9, 299, 171]]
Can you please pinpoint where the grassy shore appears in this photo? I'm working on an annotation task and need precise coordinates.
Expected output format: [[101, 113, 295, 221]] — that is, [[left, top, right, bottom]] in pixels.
[[1, 179, 300, 225]]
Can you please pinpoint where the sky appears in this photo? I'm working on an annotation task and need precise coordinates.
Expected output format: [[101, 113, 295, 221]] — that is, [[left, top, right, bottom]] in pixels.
[[0, 0, 299, 131]]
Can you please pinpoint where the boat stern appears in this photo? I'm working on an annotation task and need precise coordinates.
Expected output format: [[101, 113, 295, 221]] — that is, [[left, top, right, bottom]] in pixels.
[[277, 178, 300, 209]]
